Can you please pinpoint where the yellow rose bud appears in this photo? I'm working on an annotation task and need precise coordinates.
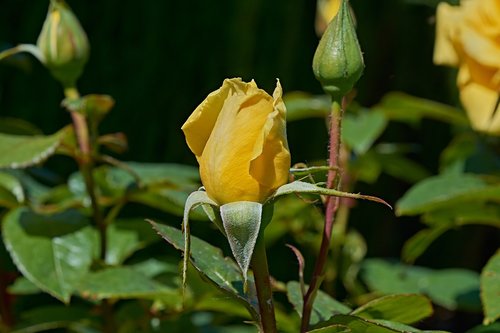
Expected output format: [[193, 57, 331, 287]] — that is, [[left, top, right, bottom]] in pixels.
[[434, 0, 500, 135], [313, 0, 364, 98], [181, 78, 291, 205], [37, 0, 89, 87]]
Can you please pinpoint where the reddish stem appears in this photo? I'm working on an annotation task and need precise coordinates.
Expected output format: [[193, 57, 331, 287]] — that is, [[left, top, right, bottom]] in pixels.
[[300, 98, 344, 332]]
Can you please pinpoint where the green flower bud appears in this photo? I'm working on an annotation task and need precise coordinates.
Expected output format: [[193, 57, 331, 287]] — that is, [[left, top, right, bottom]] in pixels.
[[37, 0, 89, 87], [312, 0, 364, 98]]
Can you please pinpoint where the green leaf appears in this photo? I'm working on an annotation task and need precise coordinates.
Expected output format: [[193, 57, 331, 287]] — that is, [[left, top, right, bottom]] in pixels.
[[0, 117, 42, 135], [104, 219, 159, 266], [481, 251, 500, 325], [149, 221, 258, 318], [12, 305, 90, 333], [426, 269, 481, 311], [308, 325, 351, 333], [351, 294, 433, 324], [287, 281, 351, 326], [343, 110, 387, 154], [195, 296, 253, 320], [362, 259, 481, 311], [371, 320, 450, 333], [111, 161, 200, 187], [439, 134, 477, 174], [220, 201, 262, 287], [396, 174, 500, 216], [176, 190, 218, 293], [5, 170, 50, 204], [131, 189, 205, 218], [339, 230, 367, 295], [62, 94, 115, 123], [0, 171, 24, 207], [0, 130, 66, 169], [67, 163, 202, 217], [374, 92, 468, 126], [423, 204, 500, 229], [131, 258, 178, 278], [315, 314, 402, 333], [466, 323, 500, 333], [78, 266, 180, 303], [2, 207, 94, 303], [283, 92, 330, 121], [8, 277, 41, 295], [319, 314, 450, 332], [401, 225, 449, 264]]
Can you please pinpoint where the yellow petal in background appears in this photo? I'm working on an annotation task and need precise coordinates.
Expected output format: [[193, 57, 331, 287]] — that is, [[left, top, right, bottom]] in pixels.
[[315, 0, 341, 36], [433, 2, 462, 67], [460, 80, 500, 135]]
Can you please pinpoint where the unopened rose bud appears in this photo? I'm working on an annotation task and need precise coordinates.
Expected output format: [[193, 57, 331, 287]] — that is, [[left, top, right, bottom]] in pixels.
[[37, 0, 89, 87], [312, 0, 364, 98]]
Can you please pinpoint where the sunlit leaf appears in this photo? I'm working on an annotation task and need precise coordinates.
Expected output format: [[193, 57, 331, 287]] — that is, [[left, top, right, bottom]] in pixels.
[[315, 314, 404, 333], [2, 207, 94, 303], [351, 294, 433, 324], [78, 266, 180, 304], [308, 325, 351, 333], [149, 221, 259, 319], [0, 129, 67, 169], [371, 320, 450, 333]]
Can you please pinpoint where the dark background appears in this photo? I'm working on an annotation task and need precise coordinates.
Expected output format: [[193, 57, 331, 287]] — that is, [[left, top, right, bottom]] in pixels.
[[1, 1, 496, 331], [0, 0, 452, 163]]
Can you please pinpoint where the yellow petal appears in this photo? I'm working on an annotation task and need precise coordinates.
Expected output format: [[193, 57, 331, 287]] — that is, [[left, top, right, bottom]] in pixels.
[[433, 2, 462, 67], [181, 79, 233, 157], [459, 78, 500, 135], [461, 26, 500, 70], [249, 80, 291, 192], [199, 81, 274, 204], [463, 0, 500, 38]]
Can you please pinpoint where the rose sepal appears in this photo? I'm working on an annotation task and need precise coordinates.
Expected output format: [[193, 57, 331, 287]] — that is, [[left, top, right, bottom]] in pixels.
[[268, 180, 392, 209]]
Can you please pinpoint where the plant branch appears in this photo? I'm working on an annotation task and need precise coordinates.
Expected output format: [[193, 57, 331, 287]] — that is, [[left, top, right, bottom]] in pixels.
[[64, 86, 115, 333], [250, 233, 277, 333], [301, 97, 344, 332]]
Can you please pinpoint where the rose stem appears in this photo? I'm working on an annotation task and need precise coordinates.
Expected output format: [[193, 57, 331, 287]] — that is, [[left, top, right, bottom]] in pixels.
[[300, 97, 344, 332], [64, 86, 115, 333], [250, 233, 277, 333]]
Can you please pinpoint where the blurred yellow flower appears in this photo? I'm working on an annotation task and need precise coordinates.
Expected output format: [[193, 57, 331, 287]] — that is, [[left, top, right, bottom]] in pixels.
[[182, 78, 291, 205], [315, 0, 341, 35], [434, 0, 500, 134]]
